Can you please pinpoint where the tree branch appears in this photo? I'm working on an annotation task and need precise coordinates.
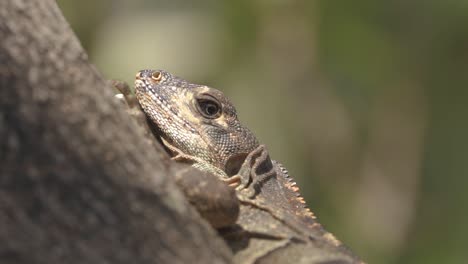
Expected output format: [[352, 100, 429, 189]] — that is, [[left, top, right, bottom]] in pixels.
[[0, 1, 231, 263]]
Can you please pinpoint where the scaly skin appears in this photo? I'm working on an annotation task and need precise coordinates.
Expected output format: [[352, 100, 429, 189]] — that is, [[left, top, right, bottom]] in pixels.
[[126, 69, 362, 263]]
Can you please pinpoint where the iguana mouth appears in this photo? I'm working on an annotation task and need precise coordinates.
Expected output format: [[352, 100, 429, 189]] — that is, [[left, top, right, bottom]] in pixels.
[[135, 73, 198, 135], [140, 111, 176, 158]]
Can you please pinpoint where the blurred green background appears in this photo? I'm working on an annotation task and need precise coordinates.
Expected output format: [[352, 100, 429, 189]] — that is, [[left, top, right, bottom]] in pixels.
[[57, 1, 468, 263]]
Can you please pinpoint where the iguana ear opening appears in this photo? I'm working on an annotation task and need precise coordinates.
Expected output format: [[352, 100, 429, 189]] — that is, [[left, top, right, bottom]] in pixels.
[[225, 153, 249, 176]]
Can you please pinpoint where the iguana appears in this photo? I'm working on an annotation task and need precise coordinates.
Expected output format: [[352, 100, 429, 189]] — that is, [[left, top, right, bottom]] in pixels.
[[114, 69, 363, 263]]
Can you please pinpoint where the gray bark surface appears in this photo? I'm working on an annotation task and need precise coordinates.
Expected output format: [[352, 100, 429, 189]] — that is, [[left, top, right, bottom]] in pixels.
[[0, 1, 231, 263]]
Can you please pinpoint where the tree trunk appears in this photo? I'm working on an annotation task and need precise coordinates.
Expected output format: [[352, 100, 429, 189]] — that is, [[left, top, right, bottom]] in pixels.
[[0, 1, 231, 263]]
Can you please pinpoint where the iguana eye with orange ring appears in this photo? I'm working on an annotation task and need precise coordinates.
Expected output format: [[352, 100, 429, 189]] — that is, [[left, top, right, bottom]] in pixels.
[[196, 96, 222, 119], [151, 71, 162, 82]]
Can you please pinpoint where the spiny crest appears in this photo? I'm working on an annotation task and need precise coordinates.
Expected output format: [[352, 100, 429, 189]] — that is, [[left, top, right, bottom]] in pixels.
[[274, 161, 316, 220]]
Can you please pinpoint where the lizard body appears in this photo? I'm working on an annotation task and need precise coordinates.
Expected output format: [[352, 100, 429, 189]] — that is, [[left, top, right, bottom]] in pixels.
[[126, 69, 362, 263]]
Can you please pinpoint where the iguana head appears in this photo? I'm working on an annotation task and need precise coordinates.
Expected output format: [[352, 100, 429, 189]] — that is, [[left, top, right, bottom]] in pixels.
[[134, 69, 259, 176]]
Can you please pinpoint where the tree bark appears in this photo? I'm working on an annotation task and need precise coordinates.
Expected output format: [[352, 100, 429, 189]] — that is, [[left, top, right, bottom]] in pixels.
[[0, 1, 231, 263]]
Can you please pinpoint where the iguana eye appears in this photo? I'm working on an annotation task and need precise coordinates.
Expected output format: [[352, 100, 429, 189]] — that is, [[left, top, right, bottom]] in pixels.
[[197, 98, 221, 119], [151, 71, 162, 82]]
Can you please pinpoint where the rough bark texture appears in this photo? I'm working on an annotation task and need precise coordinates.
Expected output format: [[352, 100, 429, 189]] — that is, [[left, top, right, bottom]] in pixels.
[[0, 1, 231, 263]]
